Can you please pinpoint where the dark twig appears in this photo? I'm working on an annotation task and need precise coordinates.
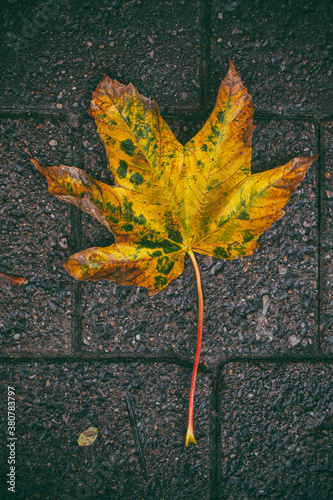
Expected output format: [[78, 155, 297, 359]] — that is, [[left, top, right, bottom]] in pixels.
[[125, 390, 148, 480]]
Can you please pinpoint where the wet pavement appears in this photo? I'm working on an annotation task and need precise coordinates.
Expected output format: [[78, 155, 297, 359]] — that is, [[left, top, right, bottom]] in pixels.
[[0, 1, 332, 499]]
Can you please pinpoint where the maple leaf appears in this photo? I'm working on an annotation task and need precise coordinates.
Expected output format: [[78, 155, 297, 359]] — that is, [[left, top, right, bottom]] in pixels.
[[31, 62, 318, 447]]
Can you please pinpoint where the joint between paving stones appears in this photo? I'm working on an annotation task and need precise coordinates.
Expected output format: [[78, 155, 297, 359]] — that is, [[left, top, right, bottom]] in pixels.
[[70, 116, 86, 354], [199, 0, 212, 109], [1, 106, 332, 124], [317, 123, 324, 352], [210, 374, 219, 500]]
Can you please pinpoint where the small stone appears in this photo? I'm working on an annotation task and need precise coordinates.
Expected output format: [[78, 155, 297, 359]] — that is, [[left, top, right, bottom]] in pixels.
[[325, 190, 333, 199], [148, 50, 154, 58], [48, 301, 58, 313], [210, 261, 224, 275], [87, 41, 92, 47], [56, 103, 63, 109], [13, 334, 21, 340], [99, 44, 105, 49], [289, 334, 301, 347], [203, 255, 213, 268], [109, 41, 114, 47], [262, 295, 269, 316], [148, 36, 154, 44], [59, 237, 68, 249], [49, 139, 57, 147], [217, 38, 222, 43], [278, 265, 288, 275], [327, 335, 333, 344], [180, 92, 188, 100]]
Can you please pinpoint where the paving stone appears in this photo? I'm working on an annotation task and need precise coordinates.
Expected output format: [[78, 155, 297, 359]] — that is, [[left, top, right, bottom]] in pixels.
[[0, 118, 73, 354], [321, 122, 333, 354], [0, 362, 213, 499], [203, 119, 318, 356], [211, 0, 333, 115], [0, 0, 202, 113], [218, 362, 333, 499], [77, 118, 318, 358]]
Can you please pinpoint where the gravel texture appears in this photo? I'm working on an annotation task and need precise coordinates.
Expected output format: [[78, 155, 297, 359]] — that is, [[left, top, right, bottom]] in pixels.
[[0, 0, 202, 113], [321, 122, 333, 353], [0, 118, 73, 354], [218, 362, 333, 499], [0, 362, 213, 499], [211, 0, 333, 115]]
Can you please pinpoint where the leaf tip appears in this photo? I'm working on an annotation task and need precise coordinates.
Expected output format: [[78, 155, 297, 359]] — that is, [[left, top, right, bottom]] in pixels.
[[310, 153, 320, 162], [30, 158, 43, 173], [229, 59, 236, 71], [228, 59, 241, 80], [63, 257, 82, 280]]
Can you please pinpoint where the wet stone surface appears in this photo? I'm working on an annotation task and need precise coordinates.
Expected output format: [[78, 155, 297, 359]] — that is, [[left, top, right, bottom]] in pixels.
[[0, 2, 331, 498], [0, 362, 213, 499], [0, 118, 73, 354], [203, 119, 318, 356], [321, 122, 333, 353], [0, 0, 201, 113], [211, 0, 333, 115], [79, 118, 318, 358], [218, 363, 333, 499]]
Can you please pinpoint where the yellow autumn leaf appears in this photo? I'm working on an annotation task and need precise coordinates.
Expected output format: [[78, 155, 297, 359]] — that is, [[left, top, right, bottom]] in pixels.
[[32, 61, 318, 447], [77, 427, 98, 447]]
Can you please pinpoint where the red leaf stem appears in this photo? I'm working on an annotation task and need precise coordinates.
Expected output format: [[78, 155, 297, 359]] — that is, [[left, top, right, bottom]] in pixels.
[[185, 250, 203, 447]]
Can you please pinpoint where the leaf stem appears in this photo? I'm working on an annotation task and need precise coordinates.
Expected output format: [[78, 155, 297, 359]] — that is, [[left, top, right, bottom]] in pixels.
[[185, 250, 203, 447]]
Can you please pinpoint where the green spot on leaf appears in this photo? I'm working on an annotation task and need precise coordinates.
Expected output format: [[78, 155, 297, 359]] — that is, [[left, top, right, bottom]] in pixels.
[[120, 139, 135, 156], [238, 211, 250, 220], [152, 250, 163, 258], [117, 160, 128, 178], [134, 214, 146, 226], [130, 172, 144, 185], [140, 237, 181, 254], [213, 247, 230, 259], [154, 276, 168, 289], [156, 256, 175, 275], [211, 125, 220, 138], [243, 229, 254, 244]]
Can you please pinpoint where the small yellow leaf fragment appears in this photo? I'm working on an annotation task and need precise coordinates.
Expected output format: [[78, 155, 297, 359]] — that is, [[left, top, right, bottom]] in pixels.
[[77, 427, 98, 447]]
